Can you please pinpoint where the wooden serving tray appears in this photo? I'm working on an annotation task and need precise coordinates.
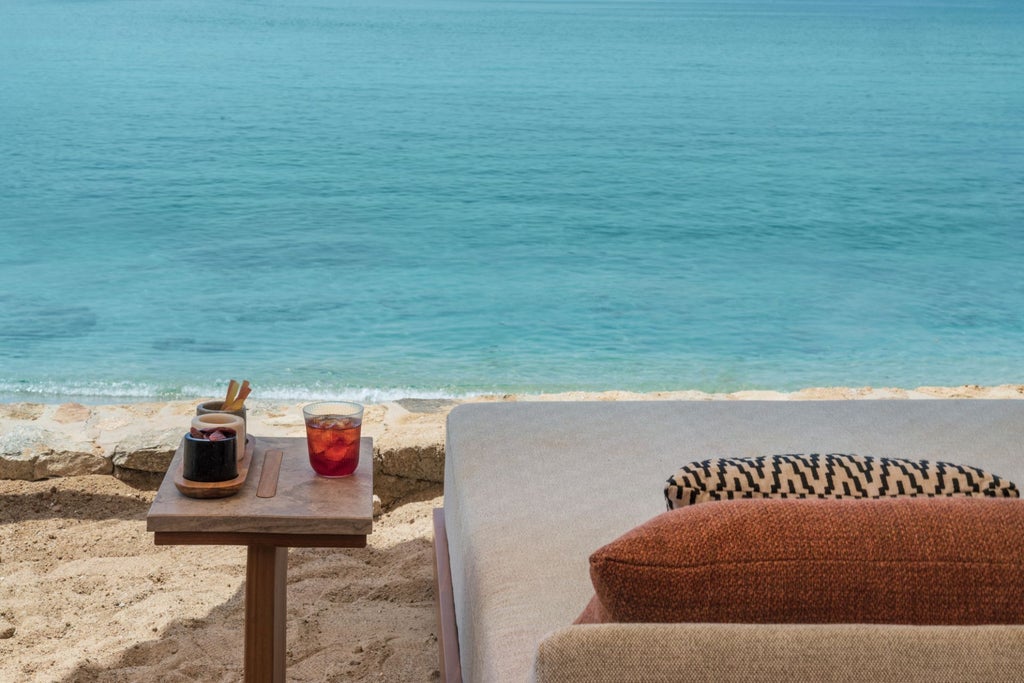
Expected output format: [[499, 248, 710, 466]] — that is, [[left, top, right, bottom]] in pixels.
[[174, 435, 255, 499]]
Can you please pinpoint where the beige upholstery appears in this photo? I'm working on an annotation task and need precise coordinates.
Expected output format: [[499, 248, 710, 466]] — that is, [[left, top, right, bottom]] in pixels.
[[443, 400, 1024, 682], [534, 623, 1024, 682]]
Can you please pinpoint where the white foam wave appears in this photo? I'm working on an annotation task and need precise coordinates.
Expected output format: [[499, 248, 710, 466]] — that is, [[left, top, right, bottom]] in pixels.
[[0, 380, 167, 400], [240, 384, 482, 403], [0, 379, 485, 404]]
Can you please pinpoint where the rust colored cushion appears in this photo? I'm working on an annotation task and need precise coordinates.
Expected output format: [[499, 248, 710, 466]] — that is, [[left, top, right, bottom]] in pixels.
[[576, 497, 1024, 625]]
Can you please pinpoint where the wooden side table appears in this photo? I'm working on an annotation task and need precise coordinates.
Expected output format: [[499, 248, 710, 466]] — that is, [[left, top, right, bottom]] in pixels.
[[147, 435, 374, 683]]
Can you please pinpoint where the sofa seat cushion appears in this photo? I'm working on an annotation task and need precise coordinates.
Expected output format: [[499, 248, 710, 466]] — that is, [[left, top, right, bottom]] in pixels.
[[579, 497, 1024, 625], [665, 453, 1019, 509], [536, 623, 1024, 683]]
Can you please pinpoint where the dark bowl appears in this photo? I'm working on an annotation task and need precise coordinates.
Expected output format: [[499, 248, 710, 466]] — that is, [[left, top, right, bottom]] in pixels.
[[183, 433, 239, 482]]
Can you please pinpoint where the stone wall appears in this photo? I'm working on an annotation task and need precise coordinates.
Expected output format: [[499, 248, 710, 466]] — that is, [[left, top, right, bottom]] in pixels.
[[0, 399, 454, 508]]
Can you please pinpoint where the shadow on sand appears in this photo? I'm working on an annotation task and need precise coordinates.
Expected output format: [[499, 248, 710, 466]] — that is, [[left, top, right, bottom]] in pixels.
[[0, 489, 151, 523]]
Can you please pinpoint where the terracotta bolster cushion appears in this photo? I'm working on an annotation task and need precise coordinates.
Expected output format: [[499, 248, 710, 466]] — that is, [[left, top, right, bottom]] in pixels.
[[576, 497, 1024, 625]]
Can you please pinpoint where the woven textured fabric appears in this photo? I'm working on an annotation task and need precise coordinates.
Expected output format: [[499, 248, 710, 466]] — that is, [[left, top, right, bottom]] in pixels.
[[580, 497, 1024, 625], [535, 623, 1024, 683], [665, 453, 1019, 509]]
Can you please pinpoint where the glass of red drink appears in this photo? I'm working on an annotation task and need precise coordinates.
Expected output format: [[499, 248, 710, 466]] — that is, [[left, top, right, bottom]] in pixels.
[[302, 401, 364, 477]]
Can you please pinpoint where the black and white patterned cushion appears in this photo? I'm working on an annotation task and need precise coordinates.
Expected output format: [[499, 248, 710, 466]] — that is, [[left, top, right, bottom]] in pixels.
[[665, 453, 1019, 510]]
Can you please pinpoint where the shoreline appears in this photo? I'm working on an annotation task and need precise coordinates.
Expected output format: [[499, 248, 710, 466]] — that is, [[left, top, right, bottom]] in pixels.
[[4, 382, 1023, 405], [3, 382, 1024, 405]]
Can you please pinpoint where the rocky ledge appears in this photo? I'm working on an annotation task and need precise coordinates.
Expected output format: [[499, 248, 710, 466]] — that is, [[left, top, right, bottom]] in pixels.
[[2, 386, 1021, 507]]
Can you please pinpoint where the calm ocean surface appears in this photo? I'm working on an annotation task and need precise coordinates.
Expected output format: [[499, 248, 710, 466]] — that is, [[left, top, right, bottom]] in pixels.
[[1, 0, 1022, 402]]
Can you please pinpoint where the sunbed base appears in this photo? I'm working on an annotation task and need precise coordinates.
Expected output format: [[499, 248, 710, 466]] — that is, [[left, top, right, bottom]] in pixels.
[[433, 508, 463, 683]]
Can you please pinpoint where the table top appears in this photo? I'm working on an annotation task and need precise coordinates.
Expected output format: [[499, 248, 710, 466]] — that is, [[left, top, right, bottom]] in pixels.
[[146, 435, 373, 537]]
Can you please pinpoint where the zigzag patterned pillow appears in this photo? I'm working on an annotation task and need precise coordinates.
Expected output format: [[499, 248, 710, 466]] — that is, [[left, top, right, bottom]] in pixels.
[[665, 453, 1019, 510]]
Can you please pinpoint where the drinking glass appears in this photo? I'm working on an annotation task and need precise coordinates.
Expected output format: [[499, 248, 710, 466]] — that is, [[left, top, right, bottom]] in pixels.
[[302, 402, 363, 477]]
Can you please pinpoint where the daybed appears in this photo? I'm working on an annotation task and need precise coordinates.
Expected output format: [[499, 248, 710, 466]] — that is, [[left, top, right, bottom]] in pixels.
[[433, 400, 1024, 682]]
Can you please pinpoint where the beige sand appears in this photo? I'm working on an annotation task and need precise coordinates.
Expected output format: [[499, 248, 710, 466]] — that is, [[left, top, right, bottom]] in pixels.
[[1, 386, 1022, 681], [0, 474, 442, 682]]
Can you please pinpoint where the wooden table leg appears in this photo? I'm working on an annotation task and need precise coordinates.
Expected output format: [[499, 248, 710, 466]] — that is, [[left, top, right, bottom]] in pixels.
[[245, 544, 288, 683]]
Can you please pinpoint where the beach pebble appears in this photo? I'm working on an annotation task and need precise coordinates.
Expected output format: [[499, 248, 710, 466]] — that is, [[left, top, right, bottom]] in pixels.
[[0, 619, 15, 639]]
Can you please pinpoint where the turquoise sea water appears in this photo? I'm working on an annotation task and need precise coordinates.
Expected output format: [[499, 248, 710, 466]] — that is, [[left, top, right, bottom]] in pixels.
[[1, 0, 1022, 402]]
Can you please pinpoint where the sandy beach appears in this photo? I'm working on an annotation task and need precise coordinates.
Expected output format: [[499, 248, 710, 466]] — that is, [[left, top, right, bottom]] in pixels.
[[2, 386, 1022, 682]]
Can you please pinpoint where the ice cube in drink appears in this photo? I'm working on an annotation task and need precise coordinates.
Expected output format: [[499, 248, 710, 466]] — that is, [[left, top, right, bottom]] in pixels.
[[305, 415, 362, 477]]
